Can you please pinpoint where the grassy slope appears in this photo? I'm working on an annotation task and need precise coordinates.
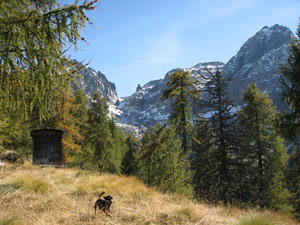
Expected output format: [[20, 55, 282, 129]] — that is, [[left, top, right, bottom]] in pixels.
[[0, 162, 298, 225]]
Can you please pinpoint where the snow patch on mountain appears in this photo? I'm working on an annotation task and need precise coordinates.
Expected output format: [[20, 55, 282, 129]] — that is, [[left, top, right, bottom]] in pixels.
[[76, 24, 293, 136]]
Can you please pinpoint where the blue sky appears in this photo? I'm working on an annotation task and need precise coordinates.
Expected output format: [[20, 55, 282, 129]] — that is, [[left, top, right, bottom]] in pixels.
[[65, 0, 300, 97]]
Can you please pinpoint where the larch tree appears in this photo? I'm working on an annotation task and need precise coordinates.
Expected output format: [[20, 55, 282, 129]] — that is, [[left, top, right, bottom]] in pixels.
[[161, 70, 200, 154], [0, 0, 97, 120], [237, 83, 288, 208]]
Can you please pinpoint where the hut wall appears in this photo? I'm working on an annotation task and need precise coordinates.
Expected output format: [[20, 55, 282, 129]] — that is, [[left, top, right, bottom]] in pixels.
[[32, 129, 63, 165]]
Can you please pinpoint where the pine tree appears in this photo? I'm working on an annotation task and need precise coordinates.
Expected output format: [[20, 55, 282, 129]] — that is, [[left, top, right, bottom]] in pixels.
[[161, 70, 200, 154], [192, 116, 218, 202], [237, 83, 288, 208], [193, 70, 237, 204], [0, 0, 97, 120], [109, 117, 126, 173], [279, 20, 300, 220], [82, 93, 120, 173], [139, 124, 193, 195], [122, 135, 139, 176]]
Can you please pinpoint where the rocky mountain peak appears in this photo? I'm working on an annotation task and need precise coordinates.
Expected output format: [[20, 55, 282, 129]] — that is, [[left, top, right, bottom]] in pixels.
[[225, 25, 293, 75], [116, 61, 225, 129], [75, 24, 294, 135], [222, 24, 294, 108], [73, 60, 119, 104], [136, 84, 143, 93]]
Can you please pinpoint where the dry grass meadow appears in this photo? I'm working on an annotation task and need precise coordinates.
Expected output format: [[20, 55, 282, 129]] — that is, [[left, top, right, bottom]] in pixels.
[[0, 161, 298, 225]]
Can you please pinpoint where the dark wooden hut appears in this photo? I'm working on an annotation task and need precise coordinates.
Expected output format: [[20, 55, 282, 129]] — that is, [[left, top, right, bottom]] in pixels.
[[31, 128, 63, 165]]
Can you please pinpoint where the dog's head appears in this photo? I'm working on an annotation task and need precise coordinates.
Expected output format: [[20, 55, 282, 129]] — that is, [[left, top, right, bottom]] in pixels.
[[104, 195, 113, 203]]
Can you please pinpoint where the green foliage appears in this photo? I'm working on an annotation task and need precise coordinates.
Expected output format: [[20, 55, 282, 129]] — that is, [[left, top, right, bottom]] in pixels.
[[0, 0, 97, 120], [139, 124, 193, 195], [191, 116, 218, 201], [279, 19, 300, 221], [279, 20, 300, 140], [286, 145, 300, 220], [77, 93, 124, 174], [161, 70, 200, 153], [237, 83, 288, 208], [0, 0, 96, 159], [193, 70, 237, 204], [122, 135, 139, 176], [0, 112, 32, 157]]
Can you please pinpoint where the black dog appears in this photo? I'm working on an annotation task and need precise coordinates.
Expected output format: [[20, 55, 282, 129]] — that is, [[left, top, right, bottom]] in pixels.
[[94, 192, 113, 218]]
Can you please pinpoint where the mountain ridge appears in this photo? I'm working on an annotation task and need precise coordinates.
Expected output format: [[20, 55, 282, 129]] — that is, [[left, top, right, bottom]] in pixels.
[[75, 24, 294, 133]]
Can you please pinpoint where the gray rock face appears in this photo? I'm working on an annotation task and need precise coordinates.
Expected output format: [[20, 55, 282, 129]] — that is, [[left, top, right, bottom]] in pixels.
[[76, 24, 294, 134], [222, 24, 293, 109], [73, 61, 119, 104], [117, 62, 225, 128]]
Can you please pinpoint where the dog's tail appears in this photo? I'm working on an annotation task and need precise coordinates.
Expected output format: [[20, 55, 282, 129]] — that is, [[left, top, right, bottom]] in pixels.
[[98, 192, 105, 199]]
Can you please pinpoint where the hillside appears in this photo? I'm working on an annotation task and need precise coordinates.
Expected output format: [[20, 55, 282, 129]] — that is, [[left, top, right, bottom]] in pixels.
[[0, 162, 297, 225]]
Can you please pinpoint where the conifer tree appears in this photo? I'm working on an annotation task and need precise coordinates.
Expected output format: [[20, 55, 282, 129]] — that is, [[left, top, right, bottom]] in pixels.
[[122, 135, 139, 176], [191, 116, 217, 201], [82, 93, 120, 173], [55, 88, 83, 164], [0, 111, 31, 157], [237, 83, 288, 208], [0, 0, 97, 120], [109, 117, 126, 173], [193, 70, 237, 204], [161, 70, 200, 154], [67, 89, 90, 166], [279, 20, 300, 220], [71, 89, 89, 135], [139, 124, 193, 195]]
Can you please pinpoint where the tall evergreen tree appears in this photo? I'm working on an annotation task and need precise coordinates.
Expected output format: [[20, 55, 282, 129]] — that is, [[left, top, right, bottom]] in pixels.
[[122, 135, 139, 176], [139, 124, 193, 195], [237, 83, 288, 208], [279, 20, 300, 220], [193, 70, 237, 204], [82, 93, 120, 173], [191, 116, 217, 202], [161, 70, 200, 154], [109, 117, 126, 173]]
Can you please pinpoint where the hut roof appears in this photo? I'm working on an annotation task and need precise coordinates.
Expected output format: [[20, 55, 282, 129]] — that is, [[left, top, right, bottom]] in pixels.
[[31, 128, 63, 136]]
